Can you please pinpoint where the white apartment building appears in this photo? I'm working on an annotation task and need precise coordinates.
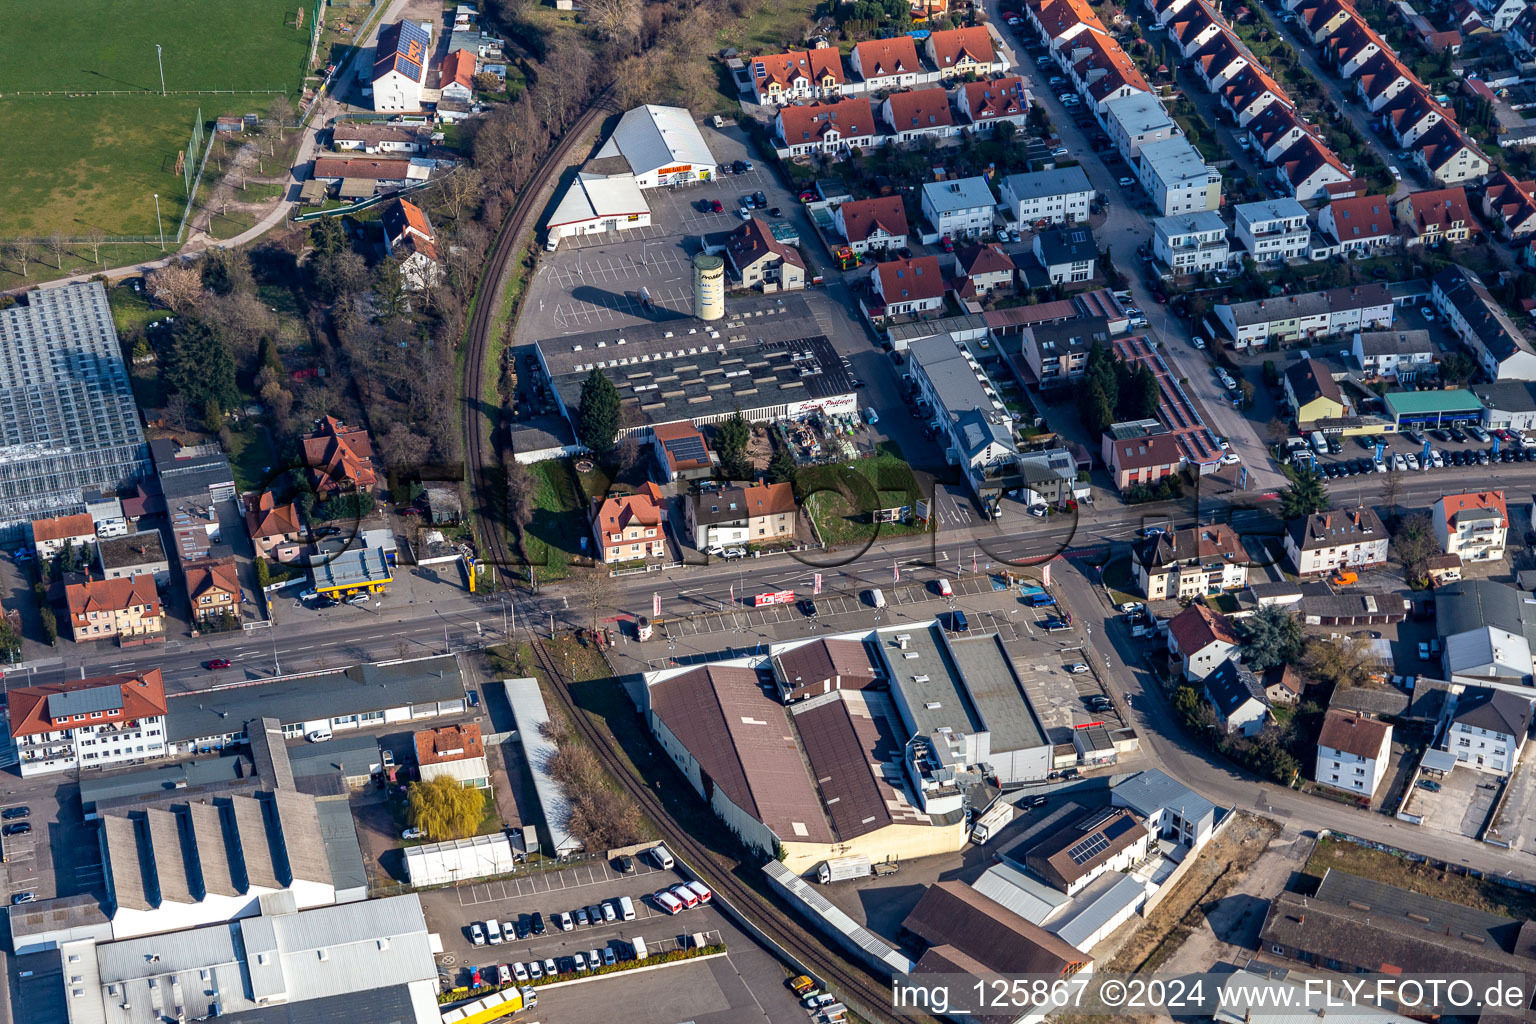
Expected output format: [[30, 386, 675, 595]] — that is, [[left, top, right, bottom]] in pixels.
[[8, 670, 168, 777], [1315, 710, 1392, 799], [998, 168, 1095, 226], [1434, 491, 1508, 563], [1138, 137, 1222, 216], [921, 177, 997, 239], [1233, 198, 1309, 263], [1152, 211, 1231, 274], [1448, 686, 1531, 776], [1104, 92, 1177, 161], [1284, 507, 1389, 576]]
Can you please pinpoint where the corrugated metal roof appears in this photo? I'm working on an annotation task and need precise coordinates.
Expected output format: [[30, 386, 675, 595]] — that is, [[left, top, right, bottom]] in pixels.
[[185, 800, 240, 896], [271, 791, 331, 886], [971, 862, 1070, 924], [100, 816, 150, 911], [1047, 871, 1147, 949], [141, 808, 195, 904], [595, 104, 716, 176], [762, 860, 915, 973], [504, 677, 580, 854], [255, 894, 437, 1003], [228, 795, 281, 889]]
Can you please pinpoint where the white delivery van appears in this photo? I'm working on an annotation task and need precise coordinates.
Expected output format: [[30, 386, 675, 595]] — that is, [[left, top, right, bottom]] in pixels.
[[651, 844, 674, 870], [1309, 431, 1328, 455], [618, 895, 636, 921], [867, 588, 886, 609], [631, 935, 648, 961], [654, 890, 685, 915], [485, 918, 503, 944]]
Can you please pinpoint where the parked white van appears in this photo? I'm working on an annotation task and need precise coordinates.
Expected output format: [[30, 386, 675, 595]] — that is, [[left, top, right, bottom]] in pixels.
[[651, 844, 674, 870], [306, 728, 332, 743], [618, 895, 636, 921], [632, 935, 648, 961]]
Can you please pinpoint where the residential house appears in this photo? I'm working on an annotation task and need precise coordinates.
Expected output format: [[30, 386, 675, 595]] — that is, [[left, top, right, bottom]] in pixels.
[[414, 723, 490, 788], [872, 255, 946, 316], [1315, 710, 1392, 798], [1193, 30, 1250, 90], [1325, 17, 1382, 77], [96, 530, 170, 586], [1512, 2, 1536, 48], [1214, 283, 1393, 346], [1167, 603, 1242, 680], [1431, 266, 1536, 381], [747, 48, 846, 105], [591, 484, 667, 563], [381, 198, 442, 290], [1410, 120, 1490, 185], [1101, 424, 1185, 492], [1297, 0, 1354, 41], [1147, 0, 1202, 29], [1276, 135, 1353, 201], [1022, 808, 1152, 895], [1234, 198, 1309, 263], [1027, 0, 1109, 49], [908, 334, 1030, 507], [1434, 490, 1508, 563], [1150, 210, 1230, 276], [185, 557, 241, 626], [371, 20, 430, 112], [1318, 195, 1397, 253], [1033, 226, 1097, 284], [999, 168, 1096, 227], [834, 196, 909, 255], [1284, 358, 1350, 425], [1220, 66, 1291, 125], [1284, 507, 1389, 576], [921, 177, 996, 239], [1264, 665, 1307, 705], [1016, 316, 1110, 387], [1482, 171, 1536, 239], [726, 216, 806, 291], [1475, 0, 1527, 30], [439, 49, 476, 103], [684, 481, 797, 551], [957, 75, 1031, 131], [31, 513, 97, 562], [302, 417, 378, 499], [329, 124, 431, 154], [1065, 31, 1151, 111], [1245, 103, 1315, 163], [1395, 186, 1480, 247], [1104, 91, 1177, 160], [1448, 686, 1531, 775], [952, 243, 1016, 300], [1352, 329, 1434, 379], [851, 36, 926, 91], [925, 26, 1006, 79], [244, 491, 306, 561], [651, 421, 713, 483], [1138, 137, 1222, 216], [1353, 51, 1413, 111], [774, 97, 879, 157], [64, 576, 164, 644], [6, 669, 169, 777], [1134, 523, 1248, 601], [1204, 658, 1270, 736], [881, 87, 957, 142], [1447, 0, 1486, 36], [1380, 86, 1445, 147], [1171, 2, 1224, 55]]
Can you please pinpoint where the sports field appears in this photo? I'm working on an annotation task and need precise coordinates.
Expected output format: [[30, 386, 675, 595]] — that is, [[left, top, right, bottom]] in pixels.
[[0, 0, 313, 238]]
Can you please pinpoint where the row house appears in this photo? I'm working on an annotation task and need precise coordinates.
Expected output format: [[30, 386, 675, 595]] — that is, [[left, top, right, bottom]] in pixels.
[[1221, 66, 1290, 125], [1293, 0, 1353, 42], [1104, 91, 1178, 160], [881, 87, 957, 142], [7, 670, 169, 777], [1355, 51, 1415, 111], [850, 36, 928, 92], [925, 26, 1007, 80], [748, 48, 846, 105], [1395, 186, 1480, 247], [958, 76, 1031, 132], [1284, 507, 1389, 576], [1352, 328, 1434, 378], [1144, 0, 1202, 29], [922, 176, 997, 238], [1475, 0, 1528, 31], [1513, 4, 1536, 50], [835, 195, 910, 254], [1019, 316, 1112, 387], [1214, 282, 1394, 346], [775, 97, 879, 156], [1026, 0, 1108, 51], [1379, 86, 1445, 147], [684, 482, 797, 550], [1245, 103, 1316, 162], [1482, 171, 1536, 239], [1193, 30, 1250, 91], [1000, 167, 1096, 226], [1431, 266, 1536, 381], [1277, 134, 1353, 201], [1325, 17, 1383, 78], [1233, 198, 1309, 263], [64, 575, 164, 644], [1171, 1, 1225, 55], [1064, 31, 1151, 112], [1410, 119, 1490, 185], [1318, 195, 1397, 253]]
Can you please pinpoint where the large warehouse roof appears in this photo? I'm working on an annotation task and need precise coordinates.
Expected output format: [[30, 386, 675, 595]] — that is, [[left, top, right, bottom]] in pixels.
[[594, 104, 716, 176], [548, 171, 648, 228]]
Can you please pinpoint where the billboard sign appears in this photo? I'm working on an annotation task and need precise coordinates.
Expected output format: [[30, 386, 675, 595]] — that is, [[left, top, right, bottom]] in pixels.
[[753, 590, 796, 607]]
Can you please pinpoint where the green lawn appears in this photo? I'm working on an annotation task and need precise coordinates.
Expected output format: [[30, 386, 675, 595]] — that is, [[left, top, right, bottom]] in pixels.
[[226, 427, 278, 492], [799, 453, 933, 548], [0, 0, 310, 237], [108, 285, 158, 335], [525, 459, 589, 579], [205, 208, 258, 241]]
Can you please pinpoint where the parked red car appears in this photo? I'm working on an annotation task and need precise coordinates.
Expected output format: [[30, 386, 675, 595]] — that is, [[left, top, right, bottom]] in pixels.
[[710, 199, 724, 213], [205, 659, 232, 670], [400, 507, 420, 516]]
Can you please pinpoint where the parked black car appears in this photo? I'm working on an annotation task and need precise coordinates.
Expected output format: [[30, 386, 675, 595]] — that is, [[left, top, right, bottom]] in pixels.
[[1, 807, 28, 820]]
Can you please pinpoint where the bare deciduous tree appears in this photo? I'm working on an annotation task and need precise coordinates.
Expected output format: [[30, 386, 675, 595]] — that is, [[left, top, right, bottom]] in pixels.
[[85, 226, 107, 265], [584, 0, 643, 41], [8, 239, 37, 279], [506, 458, 536, 536], [379, 422, 432, 472], [441, 168, 485, 221], [45, 233, 70, 269], [147, 264, 204, 311]]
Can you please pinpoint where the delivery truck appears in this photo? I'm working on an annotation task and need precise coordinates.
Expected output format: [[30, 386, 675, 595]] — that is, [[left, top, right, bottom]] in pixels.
[[440, 986, 538, 1024], [969, 800, 1016, 844], [817, 855, 872, 884]]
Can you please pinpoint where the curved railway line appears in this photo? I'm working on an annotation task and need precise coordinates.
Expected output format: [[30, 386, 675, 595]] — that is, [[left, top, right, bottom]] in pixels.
[[457, 85, 916, 1024]]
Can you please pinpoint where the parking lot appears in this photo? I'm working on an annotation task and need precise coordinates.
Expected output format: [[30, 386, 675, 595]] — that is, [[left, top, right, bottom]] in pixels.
[[1409, 765, 1500, 840], [420, 861, 805, 1022], [0, 786, 102, 907]]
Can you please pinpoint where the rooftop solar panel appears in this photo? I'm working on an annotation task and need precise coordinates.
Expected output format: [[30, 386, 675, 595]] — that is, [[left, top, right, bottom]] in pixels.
[[1067, 833, 1110, 865], [664, 436, 709, 464]]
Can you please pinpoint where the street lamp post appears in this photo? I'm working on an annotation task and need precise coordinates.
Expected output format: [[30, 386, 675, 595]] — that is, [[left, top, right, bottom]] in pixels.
[[156, 44, 166, 96], [153, 194, 164, 251]]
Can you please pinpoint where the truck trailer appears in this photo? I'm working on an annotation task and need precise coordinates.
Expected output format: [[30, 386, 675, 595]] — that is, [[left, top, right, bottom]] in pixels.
[[816, 855, 872, 884], [440, 986, 538, 1024], [969, 800, 1016, 844]]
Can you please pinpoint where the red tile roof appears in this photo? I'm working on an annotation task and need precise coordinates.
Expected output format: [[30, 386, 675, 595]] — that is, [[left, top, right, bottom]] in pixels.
[[1028, 0, 1107, 40], [442, 49, 476, 90], [414, 722, 485, 766], [593, 490, 663, 545], [739, 481, 796, 518], [884, 87, 954, 132], [853, 36, 921, 79], [1402, 186, 1479, 237], [1110, 431, 1184, 471], [1169, 603, 1241, 655], [1380, 85, 1443, 136], [65, 576, 162, 621], [1485, 171, 1536, 230], [727, 216, 805, 272], [838, 196, 909, 244], [652, 421, 711, 472], [1278, 134, 1349, 191], [960, 76, 1028, 122], [1325, 195, 1394, 242], [875, 255, 945, 303], [32, 513, 96, 543], [1438, 490, 1508, 531], [778, 97, 876, 144], [186, 558, 241, 605], [928, 26, 997, 68], [750, 48, 846, 93], [1222, 64, 1290, 113], [1355, 51, 1410, 102], [8, 669, 168, 738], [1412, 120, 1486, 175], [1246, 103, 1314, 151], [1317, 709, 1391, 759], [244, 491, 304, 540], [301, 416, 377, 498], [957, 242, 1015, 277], [312, 157, 413, 181]]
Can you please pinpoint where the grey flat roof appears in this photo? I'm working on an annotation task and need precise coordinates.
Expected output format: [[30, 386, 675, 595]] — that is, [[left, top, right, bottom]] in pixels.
[[948, 633, 1047, 753], [1316, 868, 1520, 951], [49, 684, 123, 720], [538, 294, 856, 429], [97, 529, 167, 568], [1002, 167, 1094, 201], [286, 732, 382, 780], [315, 797, 368, 894], [79, 756, 254, 812], [879, 622, 984, 738], [165, 656, 464, 743]]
